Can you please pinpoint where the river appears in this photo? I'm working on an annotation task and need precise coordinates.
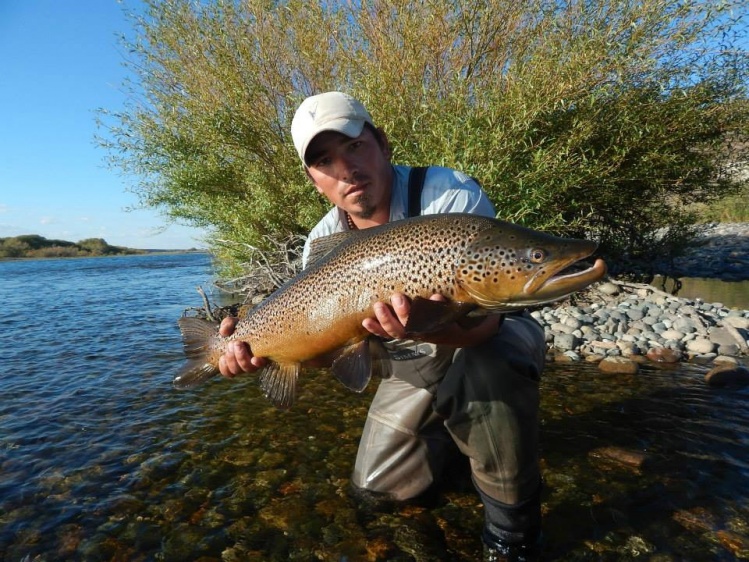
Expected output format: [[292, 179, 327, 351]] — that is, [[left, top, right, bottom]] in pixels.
[[1, 253, 748, 560]]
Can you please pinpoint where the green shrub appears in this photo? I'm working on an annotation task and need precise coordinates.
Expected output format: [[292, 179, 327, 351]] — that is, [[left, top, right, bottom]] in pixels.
[[698, 183, 749, 222], [30, 246, 82, 258], [101, 0, 749, 274], [0, 238, 31, 258]]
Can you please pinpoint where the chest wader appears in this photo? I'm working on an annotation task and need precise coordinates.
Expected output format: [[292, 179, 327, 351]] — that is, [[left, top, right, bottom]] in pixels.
[[350, 167, 545, 556]]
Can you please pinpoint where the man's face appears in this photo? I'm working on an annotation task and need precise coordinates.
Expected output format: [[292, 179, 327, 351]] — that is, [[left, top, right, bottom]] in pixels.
[[304, 126, 393, 220]]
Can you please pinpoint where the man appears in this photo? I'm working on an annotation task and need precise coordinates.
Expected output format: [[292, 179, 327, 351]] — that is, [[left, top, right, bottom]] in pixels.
[[219, 91, 545, 560]]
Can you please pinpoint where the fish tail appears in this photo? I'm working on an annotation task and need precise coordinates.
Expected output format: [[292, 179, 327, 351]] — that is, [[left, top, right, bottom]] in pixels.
[[174, 317, 221, 389]]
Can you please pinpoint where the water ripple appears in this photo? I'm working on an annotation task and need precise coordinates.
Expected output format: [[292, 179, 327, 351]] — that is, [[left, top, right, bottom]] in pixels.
[[1, 254, 748, 560]]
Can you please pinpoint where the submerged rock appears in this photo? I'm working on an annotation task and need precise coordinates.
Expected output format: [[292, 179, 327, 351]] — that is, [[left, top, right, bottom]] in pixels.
[[704, 365, 749, 388], [588, 446, 648, 470], [598, 357, 639, 374]]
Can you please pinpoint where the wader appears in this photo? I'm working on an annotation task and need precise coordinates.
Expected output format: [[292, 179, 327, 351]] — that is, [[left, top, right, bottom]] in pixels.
[[351, 168, 545, 552], [351, 315, 545, 540]]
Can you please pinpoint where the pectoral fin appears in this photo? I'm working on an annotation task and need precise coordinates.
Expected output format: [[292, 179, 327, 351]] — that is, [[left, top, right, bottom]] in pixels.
[[404, 297, 478, 335], [259, 362, 300, 409], [331, 338, 384, 392]]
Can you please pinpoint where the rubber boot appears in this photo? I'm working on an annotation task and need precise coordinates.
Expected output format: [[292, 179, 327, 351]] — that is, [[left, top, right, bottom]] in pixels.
[[478, 484, 543, 562]]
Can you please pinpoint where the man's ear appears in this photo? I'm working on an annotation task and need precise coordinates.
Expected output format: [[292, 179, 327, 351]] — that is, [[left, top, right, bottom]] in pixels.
[[377, 128, 392, 160]]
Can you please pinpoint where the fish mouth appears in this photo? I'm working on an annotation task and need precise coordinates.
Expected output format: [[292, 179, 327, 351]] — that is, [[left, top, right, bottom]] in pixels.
[[525, 258, 607, 301]]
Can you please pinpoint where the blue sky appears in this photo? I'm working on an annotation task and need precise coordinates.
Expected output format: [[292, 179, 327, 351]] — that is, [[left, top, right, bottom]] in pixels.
[[0, 0, 208, 249]]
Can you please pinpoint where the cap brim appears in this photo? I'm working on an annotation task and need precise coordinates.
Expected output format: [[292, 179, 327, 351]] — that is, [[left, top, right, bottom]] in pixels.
[[300, 118, 366, 164]]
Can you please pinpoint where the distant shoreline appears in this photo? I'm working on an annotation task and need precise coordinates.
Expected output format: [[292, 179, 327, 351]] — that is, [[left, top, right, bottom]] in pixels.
[[0, 233, 208, 259], [0, 248, 208, 261]]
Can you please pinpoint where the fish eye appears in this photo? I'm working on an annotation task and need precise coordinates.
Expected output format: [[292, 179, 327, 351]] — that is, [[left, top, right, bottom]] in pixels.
[[530, 249, 545, 263]]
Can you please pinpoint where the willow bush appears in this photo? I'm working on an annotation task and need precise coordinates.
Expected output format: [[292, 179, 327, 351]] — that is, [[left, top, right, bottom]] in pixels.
[[99, 0, 749, 275]]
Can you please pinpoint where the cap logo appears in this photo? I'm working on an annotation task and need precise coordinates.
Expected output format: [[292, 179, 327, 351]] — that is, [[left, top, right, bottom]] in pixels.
[[308, 102, 318, 121]]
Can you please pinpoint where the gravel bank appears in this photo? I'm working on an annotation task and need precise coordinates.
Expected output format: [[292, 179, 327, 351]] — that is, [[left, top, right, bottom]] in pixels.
[[651, 222, 749, 281], [539, 223, 749, 372]]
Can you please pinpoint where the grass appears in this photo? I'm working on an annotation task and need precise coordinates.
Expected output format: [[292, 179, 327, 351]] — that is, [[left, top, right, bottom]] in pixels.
[[697, 185, 749, 222]]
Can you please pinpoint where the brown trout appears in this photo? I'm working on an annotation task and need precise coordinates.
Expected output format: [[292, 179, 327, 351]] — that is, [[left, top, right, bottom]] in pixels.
[[175, 213, 606, 407]]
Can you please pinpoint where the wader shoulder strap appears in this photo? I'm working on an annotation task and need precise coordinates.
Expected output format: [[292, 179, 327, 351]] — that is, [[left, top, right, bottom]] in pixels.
[[407, 166, 429, 218]]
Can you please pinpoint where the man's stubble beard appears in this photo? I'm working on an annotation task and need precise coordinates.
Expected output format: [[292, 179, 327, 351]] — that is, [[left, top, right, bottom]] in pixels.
[[351, 193, 376, 220]]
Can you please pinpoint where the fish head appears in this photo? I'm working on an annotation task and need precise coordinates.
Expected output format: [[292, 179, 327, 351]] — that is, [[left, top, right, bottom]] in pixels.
[[455, 221, 607, 310]]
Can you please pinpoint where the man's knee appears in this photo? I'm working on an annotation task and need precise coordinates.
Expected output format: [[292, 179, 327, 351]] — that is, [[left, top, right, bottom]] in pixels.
[[494, 312, 546, 378], [352, 377, 450, 500]]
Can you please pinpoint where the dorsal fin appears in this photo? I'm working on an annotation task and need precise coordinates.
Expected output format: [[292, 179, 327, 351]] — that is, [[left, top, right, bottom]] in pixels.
[[307, 230, 357, 265]]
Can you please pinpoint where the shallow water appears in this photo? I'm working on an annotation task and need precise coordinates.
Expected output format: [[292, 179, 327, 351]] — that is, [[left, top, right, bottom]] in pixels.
[[1, 254, 748, 561]]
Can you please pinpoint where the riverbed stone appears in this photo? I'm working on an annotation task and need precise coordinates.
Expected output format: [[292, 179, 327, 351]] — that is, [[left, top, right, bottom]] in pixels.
[[672, 317, 698, 334], [646, 347, 682, 363], [660, 329, 685, 341], [616, 341, 640, 357], [724, 316, 749, 330], [554, 333, 579, 352], [686, 338, 715, 354], [710, 327, 742, 347], [598, 356, 639, 374], [598, 282, 620, 295], [589, 446, 648, 469], [704, 365, 749, 388], [554, 353, 577, 363], [718, 343, 741, 356], [563, 317, 582, 330], [713, 355, 739, 366], [624, 309, 644, 322], [562, 351, 581, 361], [550, 322, 575, 334]]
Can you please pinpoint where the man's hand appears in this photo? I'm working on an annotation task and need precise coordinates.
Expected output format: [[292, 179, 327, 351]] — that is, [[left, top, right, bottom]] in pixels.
[[362, 293, 502, 347], [218, 317, 267, 377]]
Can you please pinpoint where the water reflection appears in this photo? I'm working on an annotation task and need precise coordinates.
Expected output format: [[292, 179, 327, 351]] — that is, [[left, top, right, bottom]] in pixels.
[[652, 275, 749, 309]]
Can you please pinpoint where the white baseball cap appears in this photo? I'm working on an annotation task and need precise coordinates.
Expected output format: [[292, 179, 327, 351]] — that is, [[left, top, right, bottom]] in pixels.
[[291, 91, 374, 164]]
